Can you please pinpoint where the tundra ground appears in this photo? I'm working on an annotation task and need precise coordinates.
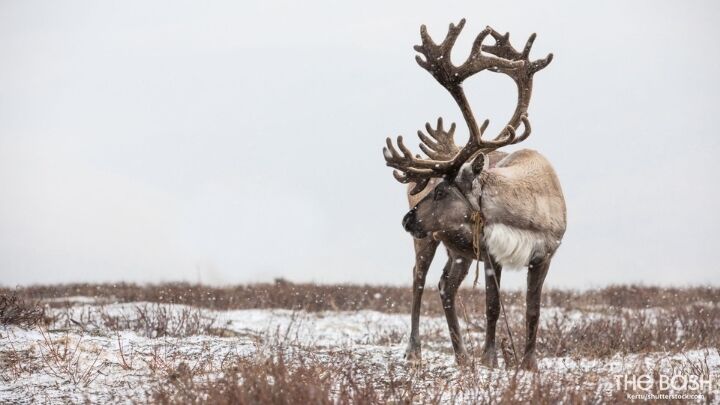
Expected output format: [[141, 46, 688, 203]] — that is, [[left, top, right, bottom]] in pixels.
[[1, 283, 718, 404]]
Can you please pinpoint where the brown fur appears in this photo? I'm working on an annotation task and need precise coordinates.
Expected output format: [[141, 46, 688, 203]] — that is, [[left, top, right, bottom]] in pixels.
[[481, 149, 566, 237]]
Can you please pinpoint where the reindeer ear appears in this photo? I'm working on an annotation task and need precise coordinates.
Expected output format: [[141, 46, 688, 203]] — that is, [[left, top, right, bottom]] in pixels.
[[471, 153, 487, 175]]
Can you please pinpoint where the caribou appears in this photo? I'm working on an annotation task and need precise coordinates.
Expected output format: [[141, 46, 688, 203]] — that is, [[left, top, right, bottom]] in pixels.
[[382, 20, 566, 370]]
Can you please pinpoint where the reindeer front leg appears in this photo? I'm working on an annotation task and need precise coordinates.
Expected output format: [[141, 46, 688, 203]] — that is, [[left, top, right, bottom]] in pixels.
[[481, 256, 503, 368], [521, 256, 551, 370], [438, 252, 471, 365], [405, 238, 439, 362]]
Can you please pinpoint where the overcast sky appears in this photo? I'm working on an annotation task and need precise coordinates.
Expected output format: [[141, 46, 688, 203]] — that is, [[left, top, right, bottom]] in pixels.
[[1, 0, 719, 289]]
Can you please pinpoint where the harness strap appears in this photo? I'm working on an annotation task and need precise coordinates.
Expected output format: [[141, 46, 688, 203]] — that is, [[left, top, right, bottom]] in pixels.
[[471, 211, 484, 288]]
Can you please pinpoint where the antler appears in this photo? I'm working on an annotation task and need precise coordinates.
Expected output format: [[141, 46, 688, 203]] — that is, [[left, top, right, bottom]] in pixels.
[[398, 117, 461, 193], [412, 19, 522, 148], [417, 117, 459, 160], [384, 118, 518, 181], [413, 20, 523, 93], [384, 19, 547, 194], [482, 27, 553, 143]]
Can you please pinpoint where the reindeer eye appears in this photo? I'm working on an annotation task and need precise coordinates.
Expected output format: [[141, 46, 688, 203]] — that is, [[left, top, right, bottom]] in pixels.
[[433, 186, 446, 201]]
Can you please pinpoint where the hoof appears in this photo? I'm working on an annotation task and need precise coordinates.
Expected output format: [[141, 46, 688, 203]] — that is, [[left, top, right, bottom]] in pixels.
[[520, 353, 538, 371], [454, 351, 470, 367], [404, 345, 422, 364], [480, 349, 498, 368]]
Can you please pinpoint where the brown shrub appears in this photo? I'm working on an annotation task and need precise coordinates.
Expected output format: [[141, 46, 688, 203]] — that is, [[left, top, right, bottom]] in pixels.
[[0, 292, 45, 327], [148, 344, 717, 405], [49, 303, 218, 339], [5, 282, 718, 316], [152, 353, 336, 405], [537, 305, 720, 358], [103, 304, 217, 339]]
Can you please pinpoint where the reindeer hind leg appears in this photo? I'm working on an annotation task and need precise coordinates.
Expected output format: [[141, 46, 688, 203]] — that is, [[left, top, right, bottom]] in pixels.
[[520, 255, 551, 371], [481, 255, 503, 368]]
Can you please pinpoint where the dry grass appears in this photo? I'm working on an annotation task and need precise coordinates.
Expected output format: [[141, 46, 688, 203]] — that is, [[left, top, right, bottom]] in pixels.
[[536, 305, 720, 358], [0, 345, 41, 383], [152, 352, 337, 405], [36, 328, 107, 386], [5, 281, 718, 314], [148, 341, 718, 404], [0, 292, 45, 327], [47, 303, 220, 338]]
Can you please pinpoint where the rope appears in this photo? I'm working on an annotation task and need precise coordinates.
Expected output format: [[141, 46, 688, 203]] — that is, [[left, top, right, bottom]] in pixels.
[[471, 212, 483, 288], [470, 210, 519, 366]]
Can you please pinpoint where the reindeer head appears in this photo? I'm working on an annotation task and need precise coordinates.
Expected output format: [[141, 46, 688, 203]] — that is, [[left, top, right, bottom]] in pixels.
[[400, 153, 488, 238], [384, 19, 553, 238]]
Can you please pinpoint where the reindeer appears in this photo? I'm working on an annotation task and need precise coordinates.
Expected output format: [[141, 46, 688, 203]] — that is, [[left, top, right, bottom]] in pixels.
[[382, 20, 566, 370]]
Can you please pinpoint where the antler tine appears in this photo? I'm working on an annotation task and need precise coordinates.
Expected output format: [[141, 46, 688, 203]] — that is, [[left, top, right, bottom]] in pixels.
[[521, 33, 536, 59], [393, 171, 431, 195], [414, 21, 465, 78], [530, 53, 554, 75], [511, 115, 531, 144], [384, 135, 439, 194], [384, 135, 447, 174], [461, 28, 524, 77], [478, 121, 516, 149], [482, 28, 521, 60], [417, 117, 459, 160]]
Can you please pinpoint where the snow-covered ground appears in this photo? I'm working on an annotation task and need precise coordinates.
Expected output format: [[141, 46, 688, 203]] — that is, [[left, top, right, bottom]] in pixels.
[[1, 298, 719, 403]]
